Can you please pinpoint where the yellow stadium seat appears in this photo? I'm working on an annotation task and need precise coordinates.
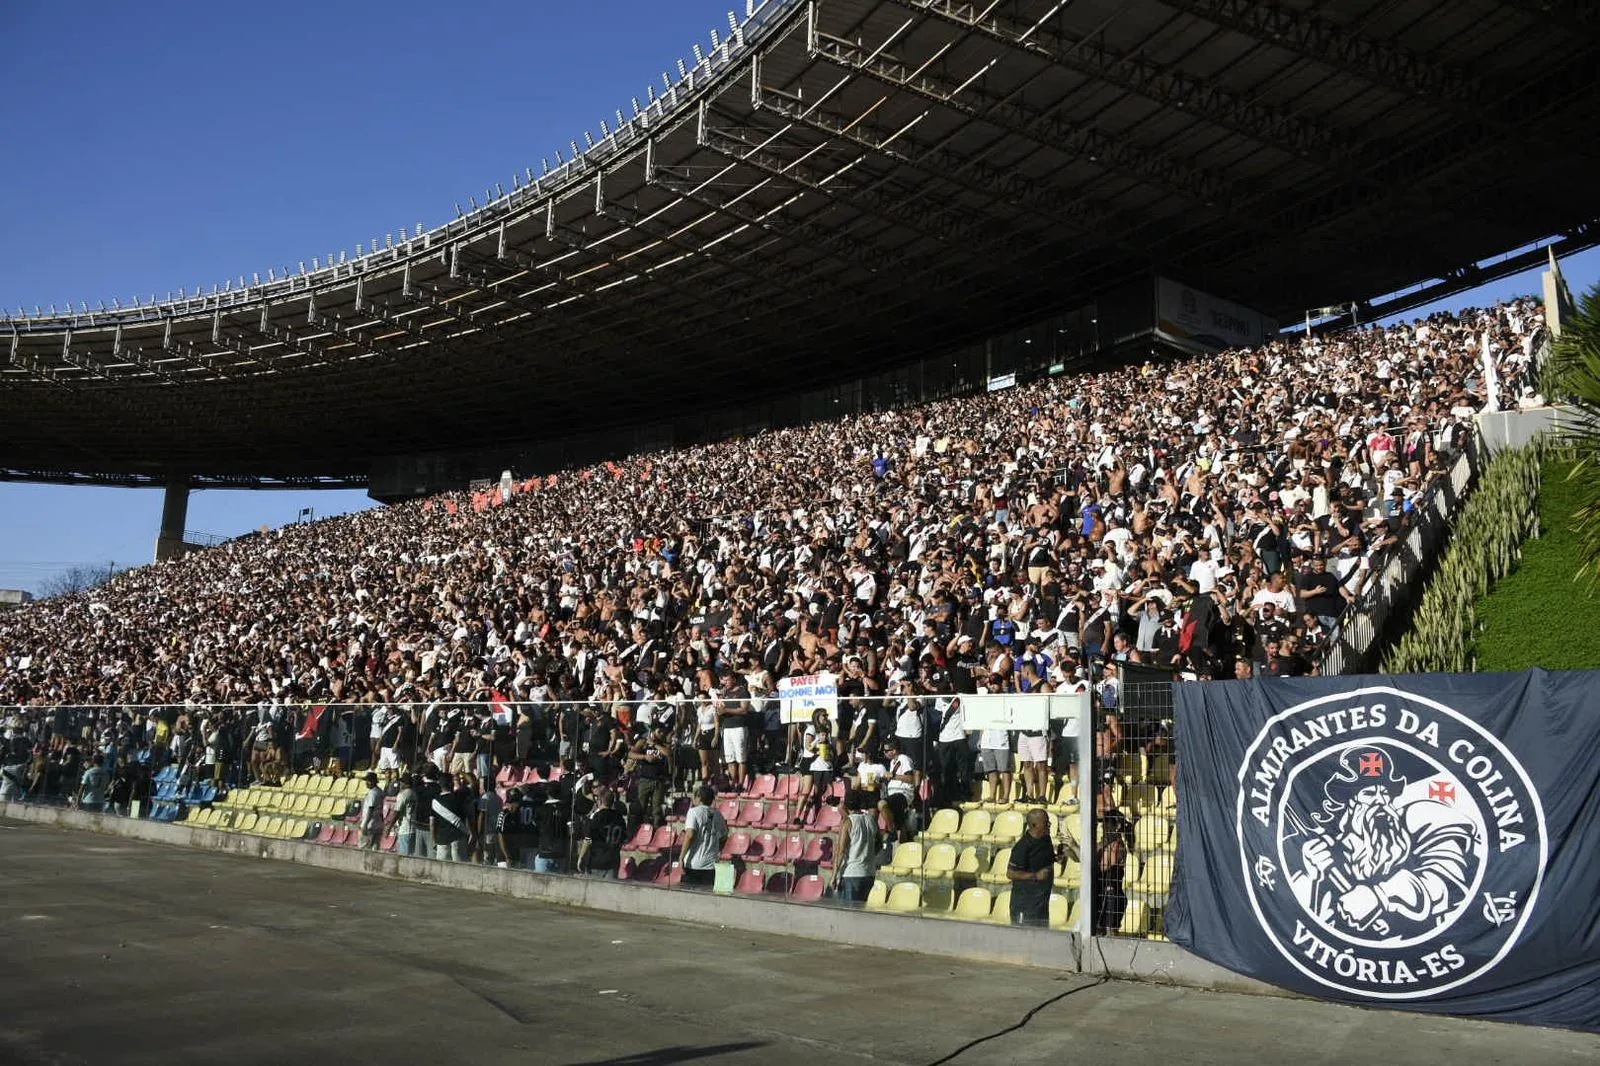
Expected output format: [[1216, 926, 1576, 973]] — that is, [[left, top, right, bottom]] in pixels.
[[1051, 779, 1080, 810], [260, 816, 283, 837], [1133, 851, 1174, 896], [1137, 814, 1172, 850], [236, 813, 259, 833], [921, 883, 955, 913], [319, 796, 341, 817], [1119, 900, 1150, 936], [886, 881, 923, 913], [1048, 893, 1070, 930], [291, 794, 311, 814], [1124, 782, 1159, 815], [960, 779, 995, 811], [951, 887, 994, 922], [213, 810, 234, 830], [1157, 785, 1178, 814], [1056, 857, 1081, 888], [1123, 851, 1144, 889], [864, 881, 889, 911], [281, 774, 301, 791], [981, 846, 1012, 885], [884, 841, 923, 878], [287, 819, 309, 839], [922, 808, 961, 841], [311, 776, 332, 794], [954, 846, 984, 879], [987, 890, 1012, 924], [344, 778, 365, 799], [953, 808, 992, 842], [921, 843, 958, 878], [985, 810, 1026, 844]]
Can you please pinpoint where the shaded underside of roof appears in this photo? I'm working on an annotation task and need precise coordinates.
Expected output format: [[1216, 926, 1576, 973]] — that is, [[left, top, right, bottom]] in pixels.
[[3, 0, 1597, 484]]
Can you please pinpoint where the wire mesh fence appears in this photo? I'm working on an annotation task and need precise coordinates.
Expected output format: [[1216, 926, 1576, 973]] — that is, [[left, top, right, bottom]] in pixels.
[[0, 685, 1201, 938]]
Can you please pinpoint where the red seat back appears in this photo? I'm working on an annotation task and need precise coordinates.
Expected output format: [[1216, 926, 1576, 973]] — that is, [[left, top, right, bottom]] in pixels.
[[792, 875, 826, 901], [734, 870, 765, 895]]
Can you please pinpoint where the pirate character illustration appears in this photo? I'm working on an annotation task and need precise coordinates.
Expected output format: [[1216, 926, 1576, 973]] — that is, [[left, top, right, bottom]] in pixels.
[[1292, 745, 1478, 938]]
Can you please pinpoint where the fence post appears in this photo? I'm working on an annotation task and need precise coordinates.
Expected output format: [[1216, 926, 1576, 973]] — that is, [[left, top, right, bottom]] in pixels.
[[1076, 689, 1094, 939]]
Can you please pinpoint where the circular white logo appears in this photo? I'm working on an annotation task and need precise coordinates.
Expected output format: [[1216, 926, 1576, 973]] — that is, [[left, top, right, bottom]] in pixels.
[[1234, 686, 1546, 1000]]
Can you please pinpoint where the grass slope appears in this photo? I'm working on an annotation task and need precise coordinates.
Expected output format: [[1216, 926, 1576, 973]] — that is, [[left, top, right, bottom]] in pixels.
[[1474, 458, 1600, 671]]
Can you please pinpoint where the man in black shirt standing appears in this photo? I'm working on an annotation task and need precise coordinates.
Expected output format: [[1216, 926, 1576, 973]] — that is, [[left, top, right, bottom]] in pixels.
[[1006, 808, 1061, 927], [577, 788, 628, 878]]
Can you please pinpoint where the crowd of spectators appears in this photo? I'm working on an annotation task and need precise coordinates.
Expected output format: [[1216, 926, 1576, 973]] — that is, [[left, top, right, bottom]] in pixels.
[[0, 300, 1545, 897]]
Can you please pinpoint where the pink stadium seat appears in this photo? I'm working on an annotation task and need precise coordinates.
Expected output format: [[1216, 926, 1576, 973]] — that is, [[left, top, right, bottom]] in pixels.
[[496, 765, 519, 787], [802, 835, 835, 867], [812, 804, 842, 831], [716, 799, 740, 826], [734, 869, 765, 895], [746, 831, 779, 862], [827, 779, 846, 800], [661, 861, 684, 887], [649, 826, 677, 854], [760, 802, 793, 829], [776, 774, 802, 799], [734, 800, 764, 827], [748, 774, 776, 798], [545, 767, 563, 782], [316, 823, 338, 844], [626, 824, 656, 850], [780, 833, 806, 863], [618, 858, 637, 881], [380, 833, 396, 852], [791, 874, 827, 901], [720, 830, 752, 861]]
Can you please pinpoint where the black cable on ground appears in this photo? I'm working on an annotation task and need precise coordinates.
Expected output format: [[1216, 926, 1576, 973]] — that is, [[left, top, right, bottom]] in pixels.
[[920, 976, 1107, 1066]]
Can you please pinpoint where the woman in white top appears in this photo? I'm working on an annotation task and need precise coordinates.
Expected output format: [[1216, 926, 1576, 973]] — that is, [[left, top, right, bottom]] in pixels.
[[794, 708, 834, 826], [694, 701, 719, 784]]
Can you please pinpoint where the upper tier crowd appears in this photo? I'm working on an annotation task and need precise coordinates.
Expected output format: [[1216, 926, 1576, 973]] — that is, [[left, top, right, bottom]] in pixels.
[[0, 300, 1544, 743]]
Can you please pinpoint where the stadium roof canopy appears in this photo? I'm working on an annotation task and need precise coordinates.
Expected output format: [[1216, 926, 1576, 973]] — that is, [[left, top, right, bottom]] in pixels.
[[4, 0, 1597, 488]]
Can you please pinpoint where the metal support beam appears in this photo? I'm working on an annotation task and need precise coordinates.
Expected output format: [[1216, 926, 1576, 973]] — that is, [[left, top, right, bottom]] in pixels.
[[881, 0, 1356, 168], [809, 23, 1233, 211]]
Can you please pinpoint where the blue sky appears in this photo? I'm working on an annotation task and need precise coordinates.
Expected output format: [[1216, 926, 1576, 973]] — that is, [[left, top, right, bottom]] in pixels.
[[0, 0, 1595, 594]]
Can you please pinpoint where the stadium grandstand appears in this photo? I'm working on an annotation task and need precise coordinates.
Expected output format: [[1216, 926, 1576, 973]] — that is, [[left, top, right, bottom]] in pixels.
[[2, 0, 1599, 1027]]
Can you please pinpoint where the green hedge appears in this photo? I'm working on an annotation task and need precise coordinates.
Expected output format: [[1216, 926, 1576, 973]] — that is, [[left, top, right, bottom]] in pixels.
[[1384, 442, 1544, 674]]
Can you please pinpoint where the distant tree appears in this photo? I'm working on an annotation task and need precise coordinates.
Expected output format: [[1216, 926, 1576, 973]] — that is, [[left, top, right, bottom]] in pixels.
[[39, 562, 120, 599], [1550, 283, 1600, 583]]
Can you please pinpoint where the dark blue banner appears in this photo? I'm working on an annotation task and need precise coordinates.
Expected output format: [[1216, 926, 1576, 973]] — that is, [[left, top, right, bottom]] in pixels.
[[1166, 671, 1600, 1030]]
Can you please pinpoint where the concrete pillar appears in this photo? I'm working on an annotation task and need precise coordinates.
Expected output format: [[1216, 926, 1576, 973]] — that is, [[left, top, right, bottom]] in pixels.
[[154, 476, 191, 562]]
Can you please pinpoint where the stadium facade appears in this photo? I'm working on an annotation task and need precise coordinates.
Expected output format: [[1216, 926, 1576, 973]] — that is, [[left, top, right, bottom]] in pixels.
[[3, 0, 1597, 543]]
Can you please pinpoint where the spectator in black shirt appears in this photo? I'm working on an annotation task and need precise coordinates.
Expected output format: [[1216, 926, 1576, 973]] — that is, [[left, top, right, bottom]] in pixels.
[[577, 788, 627, 878], [493, 788, 530, 868], [431, 777, 473, 863], [531, 786, 569, 873], [1006, 808, 1061, 927]]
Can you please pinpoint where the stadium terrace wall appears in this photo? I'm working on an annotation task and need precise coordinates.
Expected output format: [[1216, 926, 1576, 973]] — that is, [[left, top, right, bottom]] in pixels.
[[0, 799, 1277, 998]]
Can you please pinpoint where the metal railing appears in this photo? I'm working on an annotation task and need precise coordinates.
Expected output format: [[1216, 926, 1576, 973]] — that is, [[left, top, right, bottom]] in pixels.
[[2, 691, 1189, 937]]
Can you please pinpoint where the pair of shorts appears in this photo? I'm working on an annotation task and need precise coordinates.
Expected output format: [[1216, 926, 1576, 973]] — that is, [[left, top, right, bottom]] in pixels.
[[976, 748, 1014, 775], [1017, 734, 1049, 764], [722, 728, 748, 764], [449, 752, 474, 776], [378, 748, 404, 771], [695, 730, 715, 752]]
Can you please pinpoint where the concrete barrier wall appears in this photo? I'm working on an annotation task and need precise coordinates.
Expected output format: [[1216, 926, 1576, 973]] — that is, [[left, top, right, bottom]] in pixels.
[[1, 801, 1281, 998]]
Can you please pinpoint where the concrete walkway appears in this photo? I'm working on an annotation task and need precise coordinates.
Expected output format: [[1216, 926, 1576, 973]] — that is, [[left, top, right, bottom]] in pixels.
[[0, 819, 1592, 1066]]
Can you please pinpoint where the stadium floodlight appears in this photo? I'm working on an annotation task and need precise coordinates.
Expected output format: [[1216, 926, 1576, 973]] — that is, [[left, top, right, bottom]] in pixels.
[[312, 257, 320, 269], [385, 235, 393, 249], [693, 44, 704, 63], [632, 97, 641, 116], [600, 119, 610, 137], [662, 72, 671, 90], [583, 131, 594, 149], [494, 183, 504, 199], [400, 227, 408, 240], [710, 28, 720, 49], [253, 272, 260, 285], [468, 197, 477, 211], [570, 140, 580, 157], [677, 59, 688, 79], [298, 261, 306, 275], [541, 158, 550, 175], [267, 269, 275, 281]]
